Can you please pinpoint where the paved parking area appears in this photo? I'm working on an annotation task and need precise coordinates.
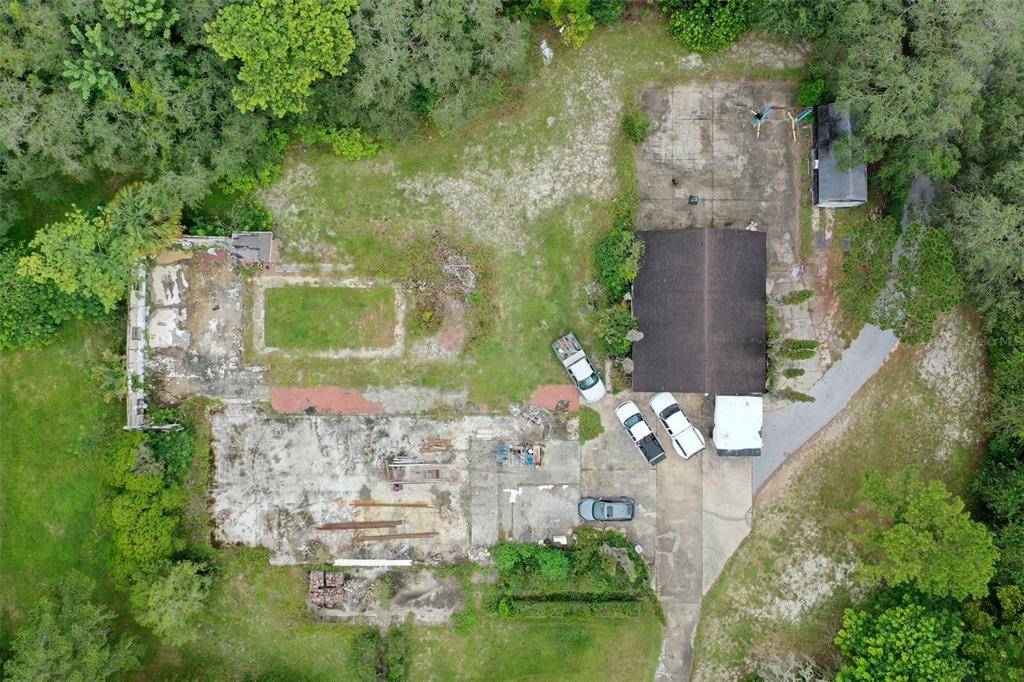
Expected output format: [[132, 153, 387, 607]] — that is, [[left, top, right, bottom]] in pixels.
[[583, 393, 751, 682]]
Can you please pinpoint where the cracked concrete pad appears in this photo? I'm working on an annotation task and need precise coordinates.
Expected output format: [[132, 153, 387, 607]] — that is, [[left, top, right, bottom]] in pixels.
[[701, 454, 752, 595], [150, 264, 187, 306], [654, 601, 701, 682], [148, 307, 189, 349]]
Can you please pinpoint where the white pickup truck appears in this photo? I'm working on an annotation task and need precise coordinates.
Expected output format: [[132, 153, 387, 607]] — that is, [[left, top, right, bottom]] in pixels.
[[552, 333, 607, 402]]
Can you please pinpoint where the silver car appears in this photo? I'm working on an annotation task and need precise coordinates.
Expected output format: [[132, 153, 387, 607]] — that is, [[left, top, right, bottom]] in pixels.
[[578, 497, 636, 522]]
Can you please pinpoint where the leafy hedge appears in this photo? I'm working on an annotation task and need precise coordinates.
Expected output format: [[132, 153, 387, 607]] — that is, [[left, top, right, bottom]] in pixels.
[[662, 0, 753, 55], [505, 598, 644, 619], [595, 197, 644, 302]]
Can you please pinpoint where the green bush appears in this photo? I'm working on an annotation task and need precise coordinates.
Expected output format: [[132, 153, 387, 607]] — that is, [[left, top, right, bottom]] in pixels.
[[296, 125, 382, 161], [507, 598, 644, 619], [976, 458, 1024, 525], [222, 129, 289, 194], [590, 0, 626, 23], [838, 216, 900, 327], [103, 432, 187, 588], [621, 109, 651, 144], [779, 288, 814, 305], [890, 223, 964, 344], [383, 622, 412, 681], [578, 406, 605, 444], [778, 338, 818, 360], [538, 548, 571, 581], [0, 246, 106, 350], [146, 408, 196, 482], [776, 388, 815, 403], [596, 225, 644, 301], [598, 304, 638, 357], [782, 367, 805, 379], [545, 0, 596, 47], [662, 0, 753, 55], [347, 627, 383, 682], [796, 78, 826, 107]]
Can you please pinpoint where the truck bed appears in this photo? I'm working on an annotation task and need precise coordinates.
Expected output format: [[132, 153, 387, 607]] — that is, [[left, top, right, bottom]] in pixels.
[[637, 434, 667, 466], [552, 333, 584, 365]]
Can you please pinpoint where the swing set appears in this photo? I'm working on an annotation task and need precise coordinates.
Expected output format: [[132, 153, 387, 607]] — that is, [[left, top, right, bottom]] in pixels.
[[750, 106, 814, 141]]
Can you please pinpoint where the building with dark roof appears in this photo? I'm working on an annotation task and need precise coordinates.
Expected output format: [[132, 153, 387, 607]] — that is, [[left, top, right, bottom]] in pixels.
[[631, 229, 767, 395], [812, 104, 868, 209]]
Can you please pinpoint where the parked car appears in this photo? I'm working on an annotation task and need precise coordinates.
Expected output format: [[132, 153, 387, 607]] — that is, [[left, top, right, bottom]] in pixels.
[[552, 332, 607, 402], [578, 497, 635, 521], [614, 401, 667, 466], [649, 392, 706, 460]]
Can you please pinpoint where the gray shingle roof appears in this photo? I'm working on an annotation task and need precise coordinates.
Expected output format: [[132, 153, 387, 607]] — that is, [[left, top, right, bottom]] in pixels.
[[814, 104, 868, 207]]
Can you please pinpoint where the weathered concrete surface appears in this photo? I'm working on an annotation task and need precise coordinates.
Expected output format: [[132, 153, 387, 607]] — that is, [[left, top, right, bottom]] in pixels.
[[637, 81, 802, 272], [210, 402, 583, 564], [583, 390, 751, 682], [147, 254, 267, 402], [755, 324, 898, 490]]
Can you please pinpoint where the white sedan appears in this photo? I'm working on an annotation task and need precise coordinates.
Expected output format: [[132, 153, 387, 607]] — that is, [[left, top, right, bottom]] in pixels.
[[649, 392, 706, 459]]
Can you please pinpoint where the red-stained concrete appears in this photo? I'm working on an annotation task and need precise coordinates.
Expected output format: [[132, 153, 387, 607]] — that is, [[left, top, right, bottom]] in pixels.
[[440, 324, 464, 351], [526, 385, 580, 413], [271, 387, 385, 414], [195, 250, 230, 263]]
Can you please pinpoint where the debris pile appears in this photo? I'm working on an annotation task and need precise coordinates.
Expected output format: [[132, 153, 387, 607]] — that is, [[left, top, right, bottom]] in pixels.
[[307, 571, 345, 608]]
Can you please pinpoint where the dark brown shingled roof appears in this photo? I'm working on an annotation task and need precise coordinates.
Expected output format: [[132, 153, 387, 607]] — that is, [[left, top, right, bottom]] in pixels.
[[631, 229, 767, 394]]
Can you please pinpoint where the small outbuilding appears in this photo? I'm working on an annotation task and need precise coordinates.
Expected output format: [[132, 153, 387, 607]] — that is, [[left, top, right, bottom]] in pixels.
[[812, 104, 867, 209], [631, 229, 767, 395]]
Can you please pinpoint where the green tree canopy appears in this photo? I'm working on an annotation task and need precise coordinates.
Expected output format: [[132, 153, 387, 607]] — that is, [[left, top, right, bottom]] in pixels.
[[855, 466, 999, 600], [18, 183, 180, 312], [205, 0, 358, 117], [835, 589, 972, 682], [0, 246, 105, 350], [341, 0, 529, 135], [2, 572, 140, 681], [130, 560, 211, 646]]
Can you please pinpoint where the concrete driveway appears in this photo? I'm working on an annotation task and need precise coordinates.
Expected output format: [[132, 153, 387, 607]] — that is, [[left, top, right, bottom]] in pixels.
[[583, 392, 751, 682]]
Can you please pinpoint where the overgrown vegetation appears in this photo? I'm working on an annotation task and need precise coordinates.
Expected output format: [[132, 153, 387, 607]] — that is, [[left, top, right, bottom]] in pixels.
[[487, 528, 657, 621], [661, 0, 753, 55], [578, 406, 605, 443]]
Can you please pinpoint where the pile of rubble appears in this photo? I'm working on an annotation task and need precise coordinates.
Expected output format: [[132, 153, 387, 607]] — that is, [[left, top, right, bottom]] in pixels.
[[307, 571, 345, 608]]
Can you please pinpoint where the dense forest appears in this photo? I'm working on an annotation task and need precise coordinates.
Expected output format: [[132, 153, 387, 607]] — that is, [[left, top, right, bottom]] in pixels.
[[2, 0, 1023, 679]]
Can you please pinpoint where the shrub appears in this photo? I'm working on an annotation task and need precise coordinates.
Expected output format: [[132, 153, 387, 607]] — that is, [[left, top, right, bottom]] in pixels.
[[222, 129, 289, 194], [838, 216, 900, 327], [507, 598, 643, 619], [782, 367, 805, 379], [776, 388, 815, 403], [129, 560, 210, 647], [578, 406, 605, 444], [598, 304, 638, 357], [621, 109, 651, 144], [296, 125, 382, 161], [779, 288, 814, 305], [662, 0, 754, 55], [103, 432, 187, 587], [347, 627, 382, 682], [777, 338, 818, 360], [383, 621, 412, 681], [545, 0, 596, 47], [976, 458, 1024, 525], [796, 78, 826, 107], [538, 547, 571, 581], [596, 226, 644, 301], [146, 408, 196, 482], [0, 246, 106, 350], [590, 0, 626, 24]]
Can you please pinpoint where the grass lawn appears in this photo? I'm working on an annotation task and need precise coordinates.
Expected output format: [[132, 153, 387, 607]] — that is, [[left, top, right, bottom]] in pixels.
[[413, 609, 663, 682], [691, 307, 991, 680], [265, 284, 397, 350], [261, 19, 806, 406], [0, 321, 124, 643]]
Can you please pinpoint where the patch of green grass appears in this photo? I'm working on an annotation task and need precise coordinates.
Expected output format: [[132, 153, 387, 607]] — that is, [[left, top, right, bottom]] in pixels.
[[578, 406, 605, 443], [263, 19, 804, 406], [692, 308, 991, 678], [265, 285, 396, 350], [0, 322, 123, 642], [141, 549, 364, 680], [412, 607, 663, 681]]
